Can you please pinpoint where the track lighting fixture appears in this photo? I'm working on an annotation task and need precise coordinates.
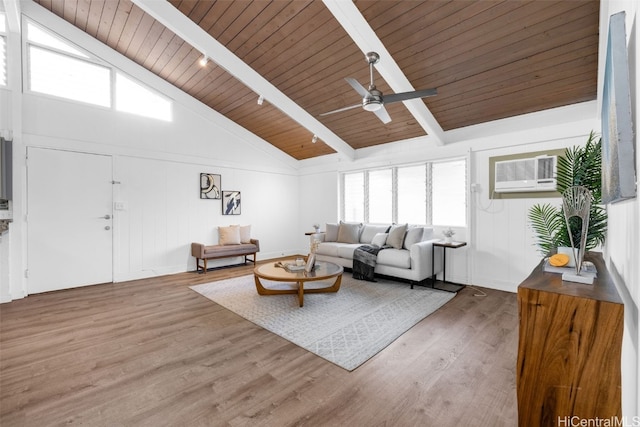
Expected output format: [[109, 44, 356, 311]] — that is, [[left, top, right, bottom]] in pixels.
[[199, 55, 208, 67], [312, 134, 318, 144], [257, 95, 264, 105]]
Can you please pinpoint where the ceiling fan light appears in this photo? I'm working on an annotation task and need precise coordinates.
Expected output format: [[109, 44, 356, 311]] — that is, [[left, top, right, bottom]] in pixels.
[[363, 99, 382, 112]]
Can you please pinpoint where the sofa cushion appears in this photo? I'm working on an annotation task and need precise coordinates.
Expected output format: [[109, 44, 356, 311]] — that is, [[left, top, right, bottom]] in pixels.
[[387, 224, 408, 249], [337, 221, 361, 243], [315, 242, 342, 257], [325, 223, 339, 242], [377, 248, 411, 269], [371, 232, 388, 247], [218, 225, 241, 245], [337, 244, 361, 260], [360, 224, 390, 243], [403, 227, 424, 249]]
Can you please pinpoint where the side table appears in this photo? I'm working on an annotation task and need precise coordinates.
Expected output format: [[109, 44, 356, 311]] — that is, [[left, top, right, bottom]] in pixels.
[[431, 240, 467, 292]]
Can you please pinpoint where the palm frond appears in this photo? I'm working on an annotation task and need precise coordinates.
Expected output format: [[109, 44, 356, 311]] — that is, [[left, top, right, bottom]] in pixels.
[[528, 204, 563, 255]]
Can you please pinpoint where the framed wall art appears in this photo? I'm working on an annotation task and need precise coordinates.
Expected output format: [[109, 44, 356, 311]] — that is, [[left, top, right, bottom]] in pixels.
[[601, 12, 636, 204], [200, 173, 221, 199], [222, 191, 241, 215]]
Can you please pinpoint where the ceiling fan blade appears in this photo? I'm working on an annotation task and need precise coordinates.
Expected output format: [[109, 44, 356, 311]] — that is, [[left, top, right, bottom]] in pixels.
[[373, 105, 392, 124], [319, 103, 362, 116], [345, 77, 371, 98], [384, 88, 437, 104]]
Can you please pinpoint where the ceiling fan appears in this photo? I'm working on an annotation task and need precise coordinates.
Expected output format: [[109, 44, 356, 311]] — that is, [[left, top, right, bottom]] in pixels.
[[320, 52, 437, 124]]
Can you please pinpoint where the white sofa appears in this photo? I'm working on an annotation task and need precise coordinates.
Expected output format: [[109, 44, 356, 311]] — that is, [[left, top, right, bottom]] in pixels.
[[314, 222, 443, 284]]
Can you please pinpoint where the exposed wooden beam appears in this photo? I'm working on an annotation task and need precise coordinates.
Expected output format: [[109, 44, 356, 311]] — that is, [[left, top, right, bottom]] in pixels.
[[132, 0, 355, 160], [323, 0, 446, 145]]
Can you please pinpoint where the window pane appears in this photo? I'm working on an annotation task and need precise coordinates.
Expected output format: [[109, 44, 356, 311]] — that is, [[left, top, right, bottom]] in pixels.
[[344, 172, 364, 222], [398, 165, 426, 224], [432, 160, 466, 226], [0, 36, 5, 86], [368, 169, 392, 223], [29, 46, 111, 107], [27, 22, 88, 58], [116, 73, 171, 121]]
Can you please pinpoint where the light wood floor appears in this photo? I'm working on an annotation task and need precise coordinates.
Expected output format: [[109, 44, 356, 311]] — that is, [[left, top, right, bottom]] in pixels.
[[0, 261, 518, 426]]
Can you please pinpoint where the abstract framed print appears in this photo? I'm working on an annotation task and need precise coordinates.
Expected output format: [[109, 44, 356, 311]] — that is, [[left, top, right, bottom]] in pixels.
[[200, 173, 221, 199], [222, 191, 241, 215]]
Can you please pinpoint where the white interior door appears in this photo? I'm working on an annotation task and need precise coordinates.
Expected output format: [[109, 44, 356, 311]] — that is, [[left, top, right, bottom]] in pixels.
[[27, 148, 113, 294]]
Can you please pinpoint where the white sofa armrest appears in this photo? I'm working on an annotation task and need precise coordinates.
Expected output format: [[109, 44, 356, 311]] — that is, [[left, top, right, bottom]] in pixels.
[[409, 239, 443, 279]]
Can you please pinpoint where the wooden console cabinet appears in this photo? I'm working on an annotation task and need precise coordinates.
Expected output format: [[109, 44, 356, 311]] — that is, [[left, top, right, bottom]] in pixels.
[[517, 252, 623, 426]]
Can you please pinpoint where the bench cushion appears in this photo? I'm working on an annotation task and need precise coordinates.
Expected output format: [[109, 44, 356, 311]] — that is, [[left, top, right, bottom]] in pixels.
[[203, 243, 257, 257]]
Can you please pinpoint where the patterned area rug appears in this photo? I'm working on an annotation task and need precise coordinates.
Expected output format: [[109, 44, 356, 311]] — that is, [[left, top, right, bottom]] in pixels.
[[190, 274, 456, 371]]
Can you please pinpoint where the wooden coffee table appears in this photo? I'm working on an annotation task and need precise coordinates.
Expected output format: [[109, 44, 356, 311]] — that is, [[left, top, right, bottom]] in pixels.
[[253, 260, 343, 307]]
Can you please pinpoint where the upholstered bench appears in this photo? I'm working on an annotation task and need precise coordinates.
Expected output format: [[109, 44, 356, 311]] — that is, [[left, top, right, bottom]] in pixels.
[[191, 239, 260, 273]]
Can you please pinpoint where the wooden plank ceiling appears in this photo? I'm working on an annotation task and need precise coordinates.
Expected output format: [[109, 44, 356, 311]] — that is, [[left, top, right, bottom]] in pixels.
[[32, 0, 600, 160]]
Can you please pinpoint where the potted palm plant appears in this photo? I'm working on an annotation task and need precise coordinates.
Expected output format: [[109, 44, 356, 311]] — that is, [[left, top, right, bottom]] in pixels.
[[528, 131, 607, 257]]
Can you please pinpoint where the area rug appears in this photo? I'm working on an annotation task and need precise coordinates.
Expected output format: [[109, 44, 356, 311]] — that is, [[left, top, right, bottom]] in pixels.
[[190, 275, 456, 371]]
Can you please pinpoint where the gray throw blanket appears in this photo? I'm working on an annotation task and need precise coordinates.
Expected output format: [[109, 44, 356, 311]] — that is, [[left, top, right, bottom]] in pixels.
[[352, 244, 386, 281]]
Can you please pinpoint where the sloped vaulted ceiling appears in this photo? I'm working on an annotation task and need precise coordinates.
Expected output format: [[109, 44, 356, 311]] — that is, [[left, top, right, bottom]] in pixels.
[[31, 0, 599, 160]]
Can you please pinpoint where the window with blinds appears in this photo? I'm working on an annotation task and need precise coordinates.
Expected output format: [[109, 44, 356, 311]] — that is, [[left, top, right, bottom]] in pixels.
[[341, 159, 467, 226]]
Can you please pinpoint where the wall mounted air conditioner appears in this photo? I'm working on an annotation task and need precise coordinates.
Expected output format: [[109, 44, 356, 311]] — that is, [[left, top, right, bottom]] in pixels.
[[494, 155, 557, 193]]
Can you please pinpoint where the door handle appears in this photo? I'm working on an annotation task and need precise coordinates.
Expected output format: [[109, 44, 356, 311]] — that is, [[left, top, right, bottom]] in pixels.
[[103, 214, 111, 220]]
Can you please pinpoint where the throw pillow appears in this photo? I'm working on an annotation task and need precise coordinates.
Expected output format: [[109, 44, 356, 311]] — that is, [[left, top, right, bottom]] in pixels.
[[359, 224, 390, 244], [218, 225, 241, 245], [337, 221, 361, 244], [239, 225, 251, 243], [371, 232, 388, 247], [386, 223, 408, 249], [403, 227, 424, 249], [325, 223, 339, 242]]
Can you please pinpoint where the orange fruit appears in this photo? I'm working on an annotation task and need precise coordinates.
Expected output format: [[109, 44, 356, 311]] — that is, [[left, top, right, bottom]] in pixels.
[[549, 253, 570, 267]]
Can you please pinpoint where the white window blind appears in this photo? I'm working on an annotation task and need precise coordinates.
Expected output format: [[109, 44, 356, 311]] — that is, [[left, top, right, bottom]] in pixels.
[[343, 172, 364, 222], [368, 169, 393, 223], [397, 165, 427, 224]]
